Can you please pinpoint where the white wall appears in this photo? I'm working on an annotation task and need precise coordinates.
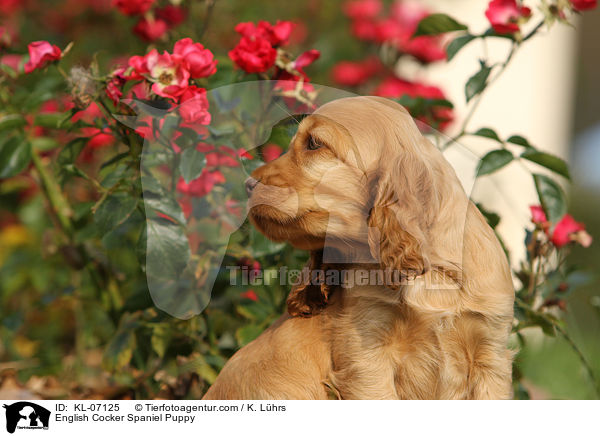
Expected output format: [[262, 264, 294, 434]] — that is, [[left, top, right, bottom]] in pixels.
[[420, 0, 578, 263]]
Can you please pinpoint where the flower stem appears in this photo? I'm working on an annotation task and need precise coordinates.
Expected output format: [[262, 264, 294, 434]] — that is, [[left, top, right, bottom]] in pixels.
[[30, 148, 73, 236]]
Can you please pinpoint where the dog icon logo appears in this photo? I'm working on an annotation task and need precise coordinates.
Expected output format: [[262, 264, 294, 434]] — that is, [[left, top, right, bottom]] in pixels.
[[2, 402, 50, 433]]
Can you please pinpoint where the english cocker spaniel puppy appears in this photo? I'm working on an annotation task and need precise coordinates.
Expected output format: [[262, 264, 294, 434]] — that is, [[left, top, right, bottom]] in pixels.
[[202, 96, 515, 400]]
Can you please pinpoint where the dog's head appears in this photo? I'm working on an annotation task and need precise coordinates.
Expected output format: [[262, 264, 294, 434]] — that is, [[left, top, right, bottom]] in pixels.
[[246, 96, 461, 315]]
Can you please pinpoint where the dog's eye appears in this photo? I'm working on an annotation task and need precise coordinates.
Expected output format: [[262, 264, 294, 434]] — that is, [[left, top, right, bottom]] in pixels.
[[307, 135, 323, 151]]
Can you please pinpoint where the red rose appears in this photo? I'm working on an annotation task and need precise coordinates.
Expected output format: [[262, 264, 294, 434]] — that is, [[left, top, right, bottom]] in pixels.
[[155, 5, 187, 26], [375, 77, 454, 130], [571, 0, 597, 9], [105, 67, 129, 105], [176, 170, 225, 197], [84, 127, 115, 149], [485, 0, 531, 34], [343, 0, 382, 19], [133, 16, 168, 42], [402, 36, 446, 63], [551, 214, 592, 248], [130, 49, 190, 100], [373, 3, 445, 63], [331, 57, 380, 86], [235, 20, 294, 47], [24, 41, 62, 74], [228, 36, 276, 73], [293, 49, 320, 72], [262, 144, 283, 162], [241, 289, 259, 302], [112, 0, 154, 16], [173, 38, 217, 78], [178, 85, 211, 125], [351, 19, 378, 41], [0, 0, 21, 15]]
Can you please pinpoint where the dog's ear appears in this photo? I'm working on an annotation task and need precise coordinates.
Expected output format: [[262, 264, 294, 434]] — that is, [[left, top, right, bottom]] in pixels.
[[287, 250, 333, 317], [367, 150, 436, 288]]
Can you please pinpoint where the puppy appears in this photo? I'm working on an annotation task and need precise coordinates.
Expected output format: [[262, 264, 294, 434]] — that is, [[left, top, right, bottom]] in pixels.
[[203, 96, 514, 399]]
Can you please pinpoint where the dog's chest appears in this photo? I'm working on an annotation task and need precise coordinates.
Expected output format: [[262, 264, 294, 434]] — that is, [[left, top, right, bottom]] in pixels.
[[328, 299, 465, 399]]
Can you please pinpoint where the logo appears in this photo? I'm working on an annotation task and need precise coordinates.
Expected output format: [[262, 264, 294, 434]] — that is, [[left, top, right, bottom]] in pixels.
[[2, 402, 50, 434]]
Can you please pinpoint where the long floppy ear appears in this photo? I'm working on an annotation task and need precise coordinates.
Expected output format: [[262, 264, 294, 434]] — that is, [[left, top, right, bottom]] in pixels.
[[367, 150, 437, 288], [287, 250, 333, 317]]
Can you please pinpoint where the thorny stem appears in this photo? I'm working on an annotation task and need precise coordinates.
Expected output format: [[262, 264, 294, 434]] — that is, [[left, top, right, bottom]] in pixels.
[[442, 20, 546, 151], [197, 0, 217, 40]]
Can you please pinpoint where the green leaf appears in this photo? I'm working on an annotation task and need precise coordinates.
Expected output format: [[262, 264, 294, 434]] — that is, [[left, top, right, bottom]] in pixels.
[[94, 194, 139, 234], [150, 324, 171, 358], [143, 191, 186, 225], [235, 324, 264, 346], [477, 149, 513, 176], [446, 34, 476, 61], [465, 65, 492, 102], [413, 13, 468, 37], [0, 135, 31, 178], [31, 137, 60, 151], [533, 173, 567, 222], [473, 127, 501, 142], [521, 149, 570, 179], [0, 114, 27, 132], [58, 137, 88, 167], [34, 111, 71, 129], [475, 202, 500, 229], [506, 135, 533, 148], [179, 147, 207, 183], [145, 218, 190, 278], [103, 313, 140, 371]]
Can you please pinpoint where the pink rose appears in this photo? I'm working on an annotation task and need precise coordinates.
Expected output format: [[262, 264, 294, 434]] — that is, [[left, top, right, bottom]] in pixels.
[[228, 36, 276, 73], [343, 0, 382, 19], [530, 205, 548, 225], [130, 49, 190, 100], [551, 215, 593, 248], [178, 85, 211, 125], [0, 54, 22, 73], [173, 38, 217, 78], [485, 0, 531, 34], [112, 0, 154, 16], [24, 41, 63, 74]]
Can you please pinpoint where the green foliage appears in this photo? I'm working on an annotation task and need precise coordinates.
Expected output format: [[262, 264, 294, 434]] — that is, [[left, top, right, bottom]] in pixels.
[[533, 173, 567, 222], [477, 149, 513, 176], [446, 34, 476, 61], [413, 14, 468, 37], [465, 63, 492, 102], [0, 1, 596, 402]]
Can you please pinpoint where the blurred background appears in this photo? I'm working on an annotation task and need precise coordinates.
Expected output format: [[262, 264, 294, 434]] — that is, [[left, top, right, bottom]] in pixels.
[[0, 0, 598, 399]]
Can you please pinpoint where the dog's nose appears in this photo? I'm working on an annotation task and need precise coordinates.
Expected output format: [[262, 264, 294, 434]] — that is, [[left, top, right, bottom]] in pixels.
[[245, 177, 259, 197]]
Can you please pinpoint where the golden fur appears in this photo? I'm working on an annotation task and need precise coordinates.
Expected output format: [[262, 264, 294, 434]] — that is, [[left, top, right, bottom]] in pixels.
[[203, 96, 515, 400]]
